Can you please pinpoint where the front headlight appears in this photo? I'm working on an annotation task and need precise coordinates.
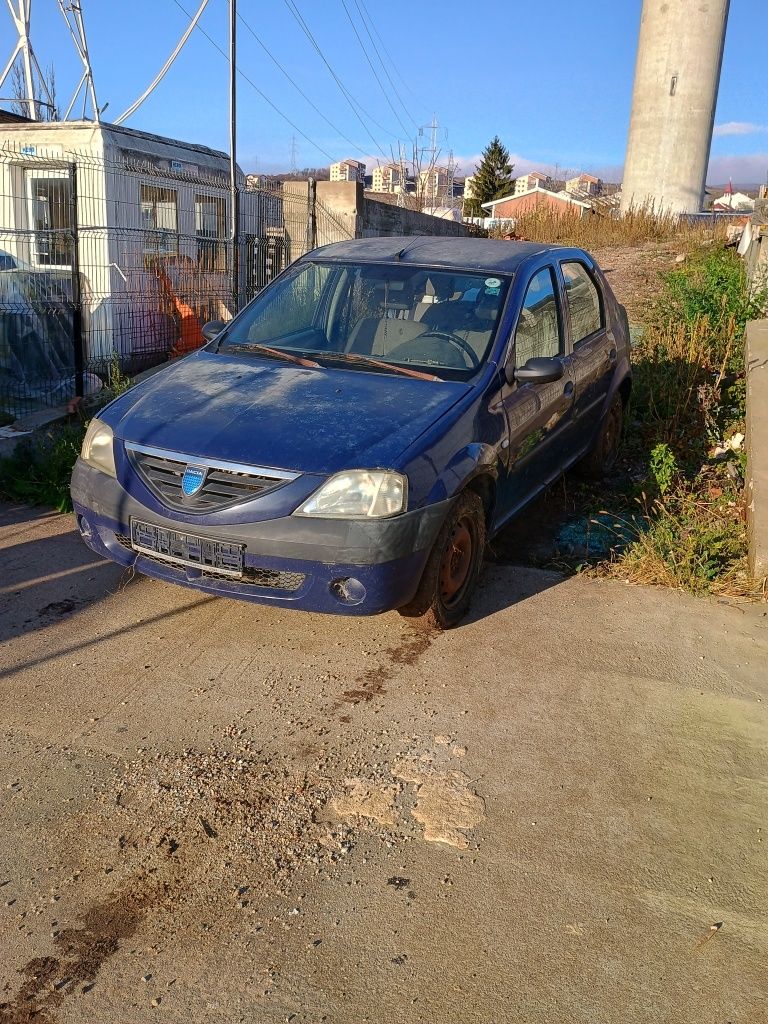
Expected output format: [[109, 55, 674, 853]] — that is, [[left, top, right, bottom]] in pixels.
[[295, 470, 407, 519], [80, 417, 116, 478]]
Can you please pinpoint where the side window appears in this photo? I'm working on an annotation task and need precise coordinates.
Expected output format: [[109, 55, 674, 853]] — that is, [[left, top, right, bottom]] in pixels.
[[561, 261, 603, 345], [514, 267, 562, 367]]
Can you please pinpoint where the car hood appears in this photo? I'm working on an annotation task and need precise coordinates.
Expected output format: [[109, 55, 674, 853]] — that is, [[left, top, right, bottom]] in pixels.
[[106, 350, 470, 474]]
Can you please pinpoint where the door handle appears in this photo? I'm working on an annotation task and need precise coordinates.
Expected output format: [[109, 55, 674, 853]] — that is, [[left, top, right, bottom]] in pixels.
[[563, 381, 574, 397], [608, 348, 617, 363]]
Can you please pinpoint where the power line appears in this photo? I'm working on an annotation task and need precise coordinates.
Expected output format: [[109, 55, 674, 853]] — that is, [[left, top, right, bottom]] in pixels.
[[236, 8, 372, 162], [339, 0, 412, 140], [356, 0, 418, 104], [350, 0, 419, 132], [170, 0, 335, 162], [281, 0, 395, 158]]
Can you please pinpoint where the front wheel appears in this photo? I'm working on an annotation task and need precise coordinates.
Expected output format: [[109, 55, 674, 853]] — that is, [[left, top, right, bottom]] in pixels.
[[398, 490, 486, 630]]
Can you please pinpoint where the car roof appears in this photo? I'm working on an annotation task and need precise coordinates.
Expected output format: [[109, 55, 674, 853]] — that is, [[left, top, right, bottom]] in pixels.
[[306, 236, 572, 274]]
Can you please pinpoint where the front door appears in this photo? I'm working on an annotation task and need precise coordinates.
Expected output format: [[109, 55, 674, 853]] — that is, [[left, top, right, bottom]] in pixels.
[[496, 265, 575, 522]]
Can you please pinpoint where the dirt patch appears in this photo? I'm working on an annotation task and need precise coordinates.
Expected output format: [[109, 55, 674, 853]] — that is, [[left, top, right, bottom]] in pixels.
[[1, 883, 153, 1023], [590, 242, 682, 323], [113, 744, 349, 886], [336, 627, 434, 707], [36, 598, 83, 621]]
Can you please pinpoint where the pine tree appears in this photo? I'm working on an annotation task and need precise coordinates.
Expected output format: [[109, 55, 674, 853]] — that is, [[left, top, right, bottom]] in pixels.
[[465, 137, 514, 217]]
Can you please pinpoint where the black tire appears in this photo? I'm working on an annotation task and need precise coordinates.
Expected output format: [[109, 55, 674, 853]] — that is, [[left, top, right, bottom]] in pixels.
[[579, 393, 623, 480], [398, 490, 486, 630]]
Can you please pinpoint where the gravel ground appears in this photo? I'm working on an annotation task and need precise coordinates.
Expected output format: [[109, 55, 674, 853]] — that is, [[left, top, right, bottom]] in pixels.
[[1, 502, 767, 1023]]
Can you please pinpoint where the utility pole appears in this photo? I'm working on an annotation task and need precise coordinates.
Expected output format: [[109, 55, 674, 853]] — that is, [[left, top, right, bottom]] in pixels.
[[229, 0, 238, 311], [290, 134, 298, 175]]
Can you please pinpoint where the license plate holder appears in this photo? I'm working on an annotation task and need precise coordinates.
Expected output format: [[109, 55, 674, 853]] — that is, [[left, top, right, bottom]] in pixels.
[[130, 519, 244, 578]]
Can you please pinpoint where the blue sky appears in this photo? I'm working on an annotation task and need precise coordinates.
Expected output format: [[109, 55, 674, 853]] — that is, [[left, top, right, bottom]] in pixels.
[[9, 0, 768, 184]]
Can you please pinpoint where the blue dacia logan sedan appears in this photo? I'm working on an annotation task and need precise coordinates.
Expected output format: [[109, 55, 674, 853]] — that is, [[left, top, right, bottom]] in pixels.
[[71, 237, 631, 628]]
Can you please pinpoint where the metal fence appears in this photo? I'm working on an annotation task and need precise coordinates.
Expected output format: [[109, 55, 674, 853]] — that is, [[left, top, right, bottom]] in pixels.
[[0, 142, 352, 419]]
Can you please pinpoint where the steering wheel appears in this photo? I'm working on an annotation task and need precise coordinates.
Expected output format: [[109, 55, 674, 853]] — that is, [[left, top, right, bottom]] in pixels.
[[418, 330, 480, 369]]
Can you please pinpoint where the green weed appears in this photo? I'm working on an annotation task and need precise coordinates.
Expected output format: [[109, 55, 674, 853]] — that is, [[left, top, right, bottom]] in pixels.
[[0, 354, 134, 512], [0, 419, 88, 512], [649, 443, 677, 495], [593, 244, 762, 596]]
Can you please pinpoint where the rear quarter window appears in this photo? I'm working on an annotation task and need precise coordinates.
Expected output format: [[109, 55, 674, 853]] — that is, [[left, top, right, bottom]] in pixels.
[[561, 261, 603, 346]]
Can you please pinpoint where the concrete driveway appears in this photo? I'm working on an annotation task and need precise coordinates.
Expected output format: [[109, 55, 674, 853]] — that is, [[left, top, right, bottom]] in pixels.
[[1, 502, 766, 1024]]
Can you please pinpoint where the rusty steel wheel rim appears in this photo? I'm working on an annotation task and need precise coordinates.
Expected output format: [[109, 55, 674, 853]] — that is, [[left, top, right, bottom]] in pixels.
[[439, 517, 474, 608]]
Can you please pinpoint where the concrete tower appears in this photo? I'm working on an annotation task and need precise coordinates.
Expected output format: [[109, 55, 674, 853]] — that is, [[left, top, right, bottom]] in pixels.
[[620, 0, 730, 215]]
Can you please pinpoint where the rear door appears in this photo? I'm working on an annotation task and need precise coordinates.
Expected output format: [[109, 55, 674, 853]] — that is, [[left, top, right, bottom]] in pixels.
[[559, 258, 615, 453], [496, 265, 575, 521]]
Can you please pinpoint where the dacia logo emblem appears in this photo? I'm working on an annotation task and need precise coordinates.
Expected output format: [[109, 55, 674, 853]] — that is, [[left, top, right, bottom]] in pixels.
[[181, 465, 206, 497]]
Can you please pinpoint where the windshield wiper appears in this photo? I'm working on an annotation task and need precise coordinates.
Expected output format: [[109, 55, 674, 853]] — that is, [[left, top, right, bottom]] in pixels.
[[304, 351, 440, 382], [221, 342, 321, 368]]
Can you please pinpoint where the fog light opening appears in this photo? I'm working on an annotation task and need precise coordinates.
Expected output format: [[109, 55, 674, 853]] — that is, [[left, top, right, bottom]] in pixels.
[[78, 514, 92, 540], [330, 577, 366, 606]]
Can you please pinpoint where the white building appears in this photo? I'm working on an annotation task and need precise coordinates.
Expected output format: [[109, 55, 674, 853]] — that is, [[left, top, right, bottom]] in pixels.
[[566, 173, 602, 197], [330, 159, 366, 183], [419, 166, 450, 205], [711, 190, 754, 212], [0, 119, 260, 409], [371, 163, 403, 193], [514, 171, 552, 194]]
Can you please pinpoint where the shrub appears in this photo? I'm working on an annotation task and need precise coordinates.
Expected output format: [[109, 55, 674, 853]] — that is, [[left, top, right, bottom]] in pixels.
[[0, 419, 88, 512]]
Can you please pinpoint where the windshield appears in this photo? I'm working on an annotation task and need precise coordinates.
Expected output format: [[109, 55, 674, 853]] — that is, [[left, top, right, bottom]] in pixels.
[[218, 261, 511, 381]]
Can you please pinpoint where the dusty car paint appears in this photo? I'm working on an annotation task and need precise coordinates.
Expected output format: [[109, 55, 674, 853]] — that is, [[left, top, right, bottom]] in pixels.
[[71, 238, 631, 616]]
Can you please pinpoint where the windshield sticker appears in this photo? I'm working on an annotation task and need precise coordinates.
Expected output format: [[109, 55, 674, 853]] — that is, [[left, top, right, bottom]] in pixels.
[[484, 277, 501, 289]]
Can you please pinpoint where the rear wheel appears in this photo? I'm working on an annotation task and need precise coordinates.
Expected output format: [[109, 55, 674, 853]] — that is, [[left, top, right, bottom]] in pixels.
[[398, 491, 486, 630], [579, 394, 623, 479]]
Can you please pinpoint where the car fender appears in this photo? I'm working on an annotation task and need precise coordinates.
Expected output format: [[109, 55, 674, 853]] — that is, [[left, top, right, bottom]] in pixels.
[[422, 441, 500, 512]]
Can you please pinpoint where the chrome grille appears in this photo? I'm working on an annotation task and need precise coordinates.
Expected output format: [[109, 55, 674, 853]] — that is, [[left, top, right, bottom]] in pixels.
[[125, 443, 298, 512]]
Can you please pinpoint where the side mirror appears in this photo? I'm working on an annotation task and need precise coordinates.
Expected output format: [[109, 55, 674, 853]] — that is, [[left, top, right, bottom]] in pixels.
[[202, 319, 227, 343], [512, 356, 565, 385]]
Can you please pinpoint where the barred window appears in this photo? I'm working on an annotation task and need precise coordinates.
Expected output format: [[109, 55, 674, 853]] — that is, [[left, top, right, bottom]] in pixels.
[[140, 185, 178, 257], [195, 194, 227, 271], [27, 173, 72, 268]]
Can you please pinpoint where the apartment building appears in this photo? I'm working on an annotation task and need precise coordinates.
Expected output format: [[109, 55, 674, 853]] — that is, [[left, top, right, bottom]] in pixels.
[[514, 171, 552, 195], [419, 166, 450, 205], [565, 173, 603, 196], [330, 159, 366, 183], [371, 163, 404, 193]]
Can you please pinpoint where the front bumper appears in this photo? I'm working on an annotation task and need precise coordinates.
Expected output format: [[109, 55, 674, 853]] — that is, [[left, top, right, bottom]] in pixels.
[[70, 460, 449, 615]]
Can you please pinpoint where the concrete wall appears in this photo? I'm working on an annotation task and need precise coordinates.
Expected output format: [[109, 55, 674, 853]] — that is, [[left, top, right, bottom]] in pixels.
[[313, 180, 468, 241], [362, 198, 467, 239], [621, 0, 730, 215], [745, 319, 768, 583]]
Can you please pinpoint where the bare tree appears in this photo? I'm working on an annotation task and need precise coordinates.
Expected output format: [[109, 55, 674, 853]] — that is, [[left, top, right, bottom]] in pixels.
[[9, 60, 58, 120]]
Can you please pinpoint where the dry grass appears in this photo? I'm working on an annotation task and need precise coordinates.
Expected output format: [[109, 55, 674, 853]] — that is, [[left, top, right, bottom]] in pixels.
[[491, 204, 735, 249], [580, 244, 765, 599]]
